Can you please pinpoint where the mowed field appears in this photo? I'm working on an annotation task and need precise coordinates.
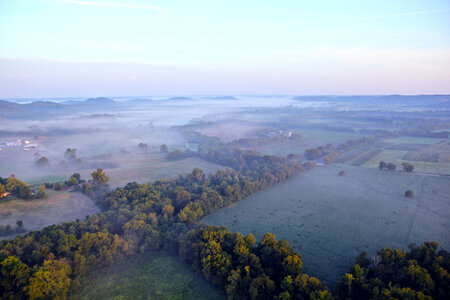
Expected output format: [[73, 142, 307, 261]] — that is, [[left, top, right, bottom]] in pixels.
[[73, 251, 226, 300], [362, 137, 450, 175], [202, 164, 450, 285], [0, 191, 100, 240]]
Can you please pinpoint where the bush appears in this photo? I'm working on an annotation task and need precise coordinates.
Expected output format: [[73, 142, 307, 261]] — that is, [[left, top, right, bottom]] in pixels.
[[54, 183, 63, 191], [405, 190, 414, 198]]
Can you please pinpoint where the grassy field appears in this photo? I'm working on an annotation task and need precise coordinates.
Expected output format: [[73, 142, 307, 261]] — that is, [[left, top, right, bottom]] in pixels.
[[72, 251, 226, 300], [0, 191, 100, 240], [8, 155, 225, 188], [202, 164, 450, 286], [363, 150, 450, 175], [385, 136, 449, 145]]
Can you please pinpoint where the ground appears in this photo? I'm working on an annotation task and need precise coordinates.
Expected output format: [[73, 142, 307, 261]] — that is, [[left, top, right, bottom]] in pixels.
[[202, 164, 450, 286], [0, 191, 100, 240], [72, 251, 226, 300]]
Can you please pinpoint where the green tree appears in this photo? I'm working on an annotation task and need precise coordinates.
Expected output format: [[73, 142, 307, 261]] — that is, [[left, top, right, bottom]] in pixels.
[[36, 186, 47, 199], [90, 168, 109, 188], [0, 256, 31, 297], [402, 162, 415, 172], [54, 182, 63, 191], [6, 177, 22, 194], [26, 257, 72, 300], [0, 183, 6, 198], [19, 184, 33, 200]]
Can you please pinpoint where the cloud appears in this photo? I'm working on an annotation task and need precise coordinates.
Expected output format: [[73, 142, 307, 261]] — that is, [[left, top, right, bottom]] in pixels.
[[366, 8, 449, 20], [55, 0, 165, 13]]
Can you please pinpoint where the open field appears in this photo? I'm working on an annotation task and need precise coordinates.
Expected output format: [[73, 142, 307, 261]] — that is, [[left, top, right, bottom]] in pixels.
[[0, 191, 100, 240], [202, 164, 450, 285], [73, 251, 225, 300], [385, 136, 449, 145], [363, 150, 450, 175], [2, 155, 225, 188], [81, 156, 226, 188]]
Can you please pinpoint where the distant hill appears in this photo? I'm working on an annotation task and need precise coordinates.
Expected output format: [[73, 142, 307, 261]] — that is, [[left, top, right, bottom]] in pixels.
[[202, 96, 238, 100], [24, 101, 63, 108], [0, 97, 117, 119], [292, 95, 450, 106], [125, 98, 153, 104], [81, 97, 115, 105], [167, 97, 192, 101]]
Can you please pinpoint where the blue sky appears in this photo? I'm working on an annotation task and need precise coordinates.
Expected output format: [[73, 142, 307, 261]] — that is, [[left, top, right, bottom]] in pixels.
[[0, 0, 449, 97]]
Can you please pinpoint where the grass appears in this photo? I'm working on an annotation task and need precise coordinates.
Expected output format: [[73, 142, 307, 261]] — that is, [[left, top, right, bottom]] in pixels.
[[363, 150, 450, 175], [72, 251, 226, 300], [0, 191, 100, 240], [202, 164, 450, 286], [385, 136, 449, 145], [4, 155, 224, 188]]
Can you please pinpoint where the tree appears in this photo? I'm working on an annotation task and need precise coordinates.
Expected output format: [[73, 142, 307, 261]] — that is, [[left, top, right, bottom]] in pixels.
[[405, 190, 414, 198], [54, 182, 63, 191], [387, 163, 397, 171], [90, 168, 109, 187], [160, 144, 169, 153], [0, 256, 31, 297], [16, 220, 24, 232], [35, 156, 50, 167], [402, 162, 414, 172], [36, 186, 47, 199], [26, 257, 72, 300], [6, 177, 23, 194], [0, 183, 5, 197], [379, 161, 386, 170], [19, 185, 33, 200]]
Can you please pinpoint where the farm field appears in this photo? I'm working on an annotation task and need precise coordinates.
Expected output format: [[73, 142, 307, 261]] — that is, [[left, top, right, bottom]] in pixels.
[[385, 136, 449, 145], [333, 135, 450, 175], [363, 150, 450, 175], [0, 191, 100, 240], [73, 251, 226, 300], [202, 164, 450, 285]]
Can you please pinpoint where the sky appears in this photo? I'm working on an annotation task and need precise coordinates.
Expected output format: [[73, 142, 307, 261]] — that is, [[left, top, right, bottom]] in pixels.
[[0, 0, 449, 98]]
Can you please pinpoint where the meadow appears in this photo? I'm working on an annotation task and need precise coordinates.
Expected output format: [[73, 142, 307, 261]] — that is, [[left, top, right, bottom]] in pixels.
[[73, 251, 225, 300], [0, 191, 100, 240], [202, 164, 450, 285], [2, 154, 224, 188]]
